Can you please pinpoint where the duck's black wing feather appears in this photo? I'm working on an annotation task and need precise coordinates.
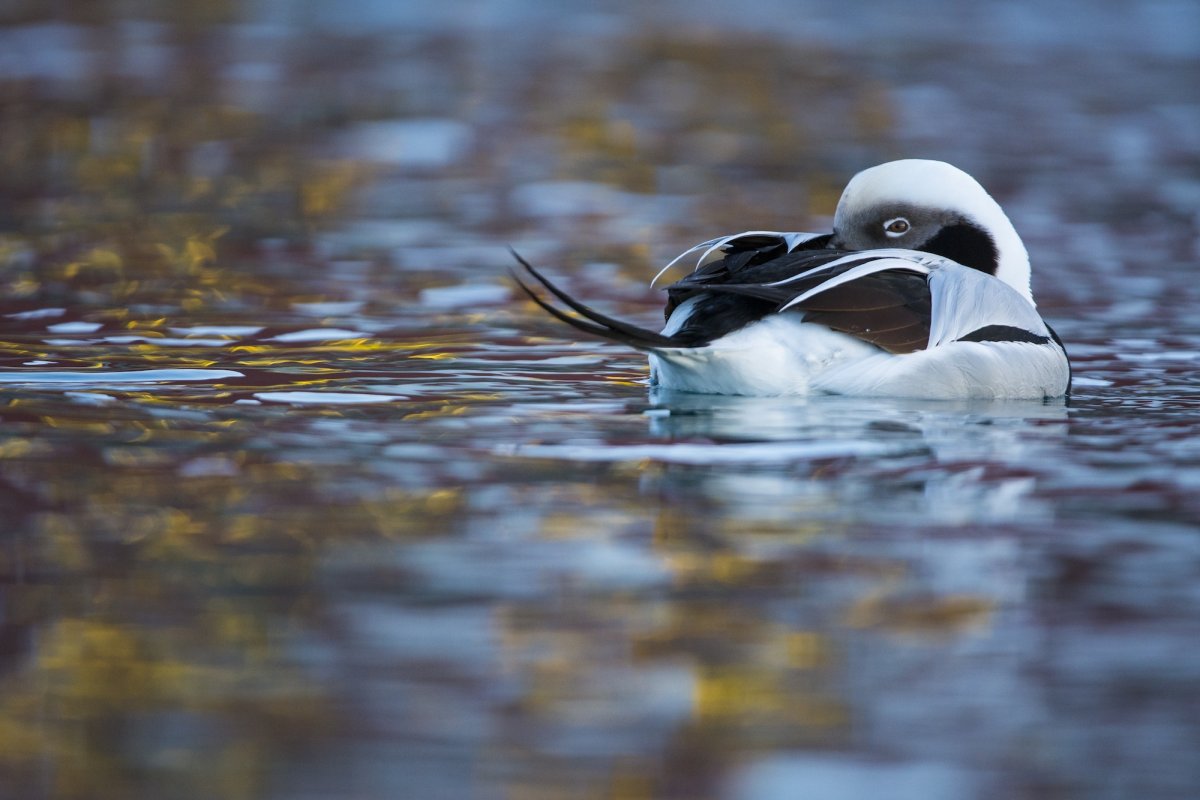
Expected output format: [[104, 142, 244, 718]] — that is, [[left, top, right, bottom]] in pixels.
[[511, 240, 935, 355], [663, 234, 833, 316], [510, 251, 677, 350], [664, 245, 935, 354]]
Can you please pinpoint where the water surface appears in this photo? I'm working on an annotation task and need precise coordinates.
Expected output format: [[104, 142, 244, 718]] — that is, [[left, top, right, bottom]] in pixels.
[[1, 3, 1198, 799]]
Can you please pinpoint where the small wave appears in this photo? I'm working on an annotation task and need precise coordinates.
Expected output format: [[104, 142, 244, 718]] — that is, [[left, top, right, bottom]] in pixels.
[[495, 438, 916, 465], [0, 369, 244, 384], [253, 391, 408, 405]]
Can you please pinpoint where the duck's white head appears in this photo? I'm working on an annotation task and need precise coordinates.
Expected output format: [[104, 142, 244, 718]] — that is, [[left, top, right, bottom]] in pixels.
[[831, 159, 1033, 304]]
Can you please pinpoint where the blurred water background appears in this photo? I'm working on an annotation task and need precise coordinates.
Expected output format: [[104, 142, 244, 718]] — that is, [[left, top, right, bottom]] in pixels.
[[0, 1, 1199, 798]]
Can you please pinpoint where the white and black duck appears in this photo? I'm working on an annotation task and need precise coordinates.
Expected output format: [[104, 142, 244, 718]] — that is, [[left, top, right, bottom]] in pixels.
[[512, 159, 1070, 399]]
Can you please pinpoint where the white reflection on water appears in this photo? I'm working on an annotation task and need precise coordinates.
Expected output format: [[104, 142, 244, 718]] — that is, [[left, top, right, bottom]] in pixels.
[[729, 756, 977, 800], [254, 391, 408, 405], [0, 368, 243, 384], [496, 391, 1068, 525], [642, 390, 1068, 440]]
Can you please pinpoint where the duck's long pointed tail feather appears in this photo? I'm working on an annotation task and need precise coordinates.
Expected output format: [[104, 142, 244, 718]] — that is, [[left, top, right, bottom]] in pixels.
[[509, 250, 677, 350]]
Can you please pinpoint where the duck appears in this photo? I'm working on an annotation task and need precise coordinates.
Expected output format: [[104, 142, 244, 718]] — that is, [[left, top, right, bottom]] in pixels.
[[512, 159, 1070, 399]]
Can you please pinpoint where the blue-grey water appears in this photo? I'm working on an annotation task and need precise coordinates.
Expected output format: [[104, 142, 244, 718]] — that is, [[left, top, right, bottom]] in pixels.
[[0, 2, 1198, 799]]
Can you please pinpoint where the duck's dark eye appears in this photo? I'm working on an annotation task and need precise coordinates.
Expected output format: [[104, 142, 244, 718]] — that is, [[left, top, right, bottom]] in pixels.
[[884, 218, 910, 236]]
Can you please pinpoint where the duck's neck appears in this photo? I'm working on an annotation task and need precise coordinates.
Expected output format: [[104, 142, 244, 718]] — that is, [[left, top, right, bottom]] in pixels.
[[966, 198, 1034, 306]]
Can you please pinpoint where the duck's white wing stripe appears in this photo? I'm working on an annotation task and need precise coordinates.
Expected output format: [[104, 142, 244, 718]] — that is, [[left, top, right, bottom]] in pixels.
[[778, 231, 827, 250], [696, 230, 827, 265], [768, 248, 950, 288], [650, 236, 726, 287], [651, 230, 827, 287], [779, 257, 934, 311], [927, 264, 1050, 347], [692, 230, 804, 269], [763, 250, 917, 291]]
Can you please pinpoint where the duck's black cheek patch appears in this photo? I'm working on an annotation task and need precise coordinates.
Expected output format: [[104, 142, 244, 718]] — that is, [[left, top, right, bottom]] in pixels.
[[921, 222, 1000, 275]]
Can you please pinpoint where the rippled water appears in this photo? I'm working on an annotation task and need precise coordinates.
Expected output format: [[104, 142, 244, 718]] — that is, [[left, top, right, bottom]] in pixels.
[[1, 3, 1199, 799]]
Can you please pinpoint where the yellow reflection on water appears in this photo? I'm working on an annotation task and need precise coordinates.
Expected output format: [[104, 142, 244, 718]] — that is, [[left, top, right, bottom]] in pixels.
[[844, 590, 995, 635]]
